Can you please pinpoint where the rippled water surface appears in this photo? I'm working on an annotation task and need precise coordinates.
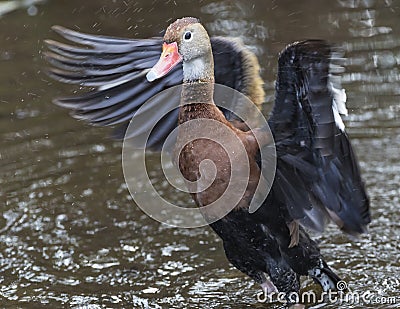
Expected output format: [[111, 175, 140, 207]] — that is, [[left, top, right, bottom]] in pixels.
[[1, 0, 399, 308]]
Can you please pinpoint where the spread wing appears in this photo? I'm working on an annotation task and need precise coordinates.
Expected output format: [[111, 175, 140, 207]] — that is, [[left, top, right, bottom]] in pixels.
[[266, 40, 370, 235], [44, 26, 264, 150]]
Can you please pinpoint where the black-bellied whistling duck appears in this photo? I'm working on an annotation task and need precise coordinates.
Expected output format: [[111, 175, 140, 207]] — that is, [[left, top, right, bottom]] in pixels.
[[44, 17, 370, 301]]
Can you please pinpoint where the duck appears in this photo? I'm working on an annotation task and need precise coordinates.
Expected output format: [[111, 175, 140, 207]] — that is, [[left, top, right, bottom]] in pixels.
[[44, 17, 370, 302]]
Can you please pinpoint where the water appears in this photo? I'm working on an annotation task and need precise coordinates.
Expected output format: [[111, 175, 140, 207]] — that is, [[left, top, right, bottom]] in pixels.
[[0, 0, 399, 308]]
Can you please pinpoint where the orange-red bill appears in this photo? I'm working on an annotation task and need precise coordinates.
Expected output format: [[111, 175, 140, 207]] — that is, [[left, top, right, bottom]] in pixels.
[[146, 42, 182, 82]]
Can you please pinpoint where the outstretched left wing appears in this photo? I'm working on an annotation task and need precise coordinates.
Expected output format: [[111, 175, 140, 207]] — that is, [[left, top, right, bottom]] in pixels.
[[265, 40, 370, 235]]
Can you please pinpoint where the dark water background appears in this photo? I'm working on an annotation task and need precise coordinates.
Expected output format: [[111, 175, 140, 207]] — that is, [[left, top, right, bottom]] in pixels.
[[0, 0, 399, 308]]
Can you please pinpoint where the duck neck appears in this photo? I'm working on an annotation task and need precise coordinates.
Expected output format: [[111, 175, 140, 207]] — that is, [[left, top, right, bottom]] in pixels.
[[180, 81, 214, 105], [182, 52, 214, 83], [181, 51, 215, 104], [179, 52, 217, 124], [179, 81, 216, 124]]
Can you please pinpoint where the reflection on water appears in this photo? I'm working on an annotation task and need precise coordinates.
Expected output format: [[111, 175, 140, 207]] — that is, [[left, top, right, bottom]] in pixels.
[[201, 0, 269, 53], [0, 0, 399, 308], [0, 0, 45, 18]]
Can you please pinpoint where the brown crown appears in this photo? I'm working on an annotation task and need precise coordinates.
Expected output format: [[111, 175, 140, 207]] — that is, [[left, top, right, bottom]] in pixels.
[[163, 17, 200, 43]]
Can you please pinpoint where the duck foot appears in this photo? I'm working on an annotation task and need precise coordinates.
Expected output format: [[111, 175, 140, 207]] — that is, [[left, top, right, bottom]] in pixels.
[[260, 279, 278, 296]]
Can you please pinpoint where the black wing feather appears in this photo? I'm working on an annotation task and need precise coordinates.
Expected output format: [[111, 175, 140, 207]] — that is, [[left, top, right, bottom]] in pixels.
[[267, 40, 370, 234]]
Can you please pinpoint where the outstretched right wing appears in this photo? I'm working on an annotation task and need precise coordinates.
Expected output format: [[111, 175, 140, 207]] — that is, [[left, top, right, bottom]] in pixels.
[[44, 26, 264, 149]]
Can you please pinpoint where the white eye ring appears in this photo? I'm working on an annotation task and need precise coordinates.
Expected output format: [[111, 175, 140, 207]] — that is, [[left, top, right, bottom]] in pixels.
[[183, 31, 193, 42]]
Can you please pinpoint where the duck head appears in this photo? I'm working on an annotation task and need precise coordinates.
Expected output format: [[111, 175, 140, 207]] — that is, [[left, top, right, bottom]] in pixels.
[[146, 17, 214, 83]]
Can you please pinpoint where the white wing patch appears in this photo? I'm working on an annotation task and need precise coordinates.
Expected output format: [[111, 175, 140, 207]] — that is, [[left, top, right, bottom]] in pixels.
[[329, 82, 348, 132], [98, 70, 149, 91]]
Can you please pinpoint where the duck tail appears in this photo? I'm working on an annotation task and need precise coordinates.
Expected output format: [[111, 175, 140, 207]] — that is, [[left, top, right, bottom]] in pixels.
[[308, 259, 342, 292]]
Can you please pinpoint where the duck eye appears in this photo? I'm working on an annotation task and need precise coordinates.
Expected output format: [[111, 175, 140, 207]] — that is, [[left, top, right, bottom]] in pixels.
[[183, 31, 192, 41]]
